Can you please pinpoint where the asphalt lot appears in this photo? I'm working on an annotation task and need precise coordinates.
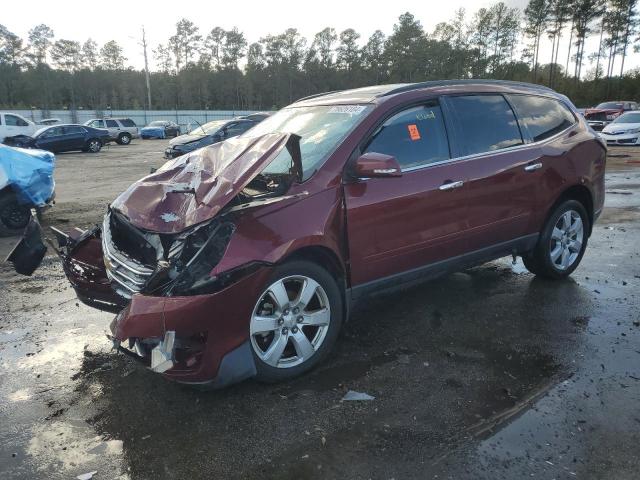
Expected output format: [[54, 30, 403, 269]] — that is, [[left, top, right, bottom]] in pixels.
[[1, 140, 639, 479]]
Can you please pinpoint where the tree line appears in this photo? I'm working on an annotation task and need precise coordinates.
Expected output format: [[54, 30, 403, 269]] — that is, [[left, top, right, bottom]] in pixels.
[[1, 0, 639, 112]]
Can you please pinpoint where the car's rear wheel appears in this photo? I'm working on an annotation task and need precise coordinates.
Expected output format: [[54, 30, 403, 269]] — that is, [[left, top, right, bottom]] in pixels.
[[86, 139, 102, 153], [0, 192, 31, 236], [116, 133, 131, 145], [523, 199, 589, 279], [250, 260, 343, 383]]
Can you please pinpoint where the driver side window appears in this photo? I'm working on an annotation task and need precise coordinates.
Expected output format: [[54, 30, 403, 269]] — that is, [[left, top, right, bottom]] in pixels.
[[364, 102, 450, 170]]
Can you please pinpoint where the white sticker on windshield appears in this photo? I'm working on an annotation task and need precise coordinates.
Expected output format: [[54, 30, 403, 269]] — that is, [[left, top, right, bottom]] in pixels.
[[329, 105, 367, 114]]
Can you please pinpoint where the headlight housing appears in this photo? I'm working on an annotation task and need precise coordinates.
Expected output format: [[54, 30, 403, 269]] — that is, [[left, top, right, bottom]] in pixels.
[[166, 220, 236, 296], [626, 127, 640, 134]]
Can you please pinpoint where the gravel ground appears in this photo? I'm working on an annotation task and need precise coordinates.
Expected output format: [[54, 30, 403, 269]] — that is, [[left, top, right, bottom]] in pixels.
[[0, 140, 639, 479]]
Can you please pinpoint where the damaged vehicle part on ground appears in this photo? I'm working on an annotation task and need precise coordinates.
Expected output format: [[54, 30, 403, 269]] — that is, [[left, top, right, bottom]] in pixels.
[[8, 81, 606, 388], [0, 144, 55, 236]]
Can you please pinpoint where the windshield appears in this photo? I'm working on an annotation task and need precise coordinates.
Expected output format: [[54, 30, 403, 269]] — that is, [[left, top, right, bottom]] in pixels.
[[241, 104, 372, 180], [33, 127, 50, 137], [189, 120, 226, 135], [612, 112, 640, 124], [596, 102, 624, 110], [149, 121, 166, 127]]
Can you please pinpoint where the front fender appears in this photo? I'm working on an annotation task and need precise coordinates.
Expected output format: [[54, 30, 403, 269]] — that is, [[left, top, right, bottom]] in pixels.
[[212, 187, 346, 276]]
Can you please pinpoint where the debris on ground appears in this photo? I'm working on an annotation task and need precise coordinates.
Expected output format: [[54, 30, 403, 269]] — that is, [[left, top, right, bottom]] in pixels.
[[342, 390, 375, 401], [76, 471, 97, 480]]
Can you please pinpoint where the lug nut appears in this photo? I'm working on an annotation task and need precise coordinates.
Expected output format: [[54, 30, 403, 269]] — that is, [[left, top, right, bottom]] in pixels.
[[297, 316, 303, 323], [278, 318, 284, 326], [284, 308, 290, 315], [293, 307, 300, 314], [291, 327, 298, 333], [282, 327, 288, 334]]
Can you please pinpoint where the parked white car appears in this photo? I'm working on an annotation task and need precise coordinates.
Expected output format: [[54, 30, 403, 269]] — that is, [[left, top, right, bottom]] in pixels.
[[0, 112, 37, 142], [599, 111, 640, 146]]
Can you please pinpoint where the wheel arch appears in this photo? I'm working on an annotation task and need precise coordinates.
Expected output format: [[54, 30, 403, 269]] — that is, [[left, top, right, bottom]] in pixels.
[[280, 245, 350, 321], [547, 184, 594, 236]]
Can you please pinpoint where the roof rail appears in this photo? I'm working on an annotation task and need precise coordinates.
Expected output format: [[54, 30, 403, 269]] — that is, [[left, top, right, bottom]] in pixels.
[[379, 80, 554, 97], [294, 90, 342, 103]]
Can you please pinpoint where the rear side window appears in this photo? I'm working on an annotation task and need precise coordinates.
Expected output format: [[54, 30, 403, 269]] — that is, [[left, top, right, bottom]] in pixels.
[[64, 126, 85, 134], [119, 119, 136, 127], [508, 95, 575, 142], [106, 119, 118, 128], [364, 102, 450, 170], [447, 95, 522, 156]]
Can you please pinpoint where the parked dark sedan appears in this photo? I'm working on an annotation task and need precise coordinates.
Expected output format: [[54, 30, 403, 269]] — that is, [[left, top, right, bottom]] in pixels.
[[163, 118, 263, 159], [5, 124, 109, 153]]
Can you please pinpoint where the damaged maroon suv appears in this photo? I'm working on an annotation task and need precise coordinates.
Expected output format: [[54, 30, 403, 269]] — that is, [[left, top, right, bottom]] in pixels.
[[10, 80, 606, 388]]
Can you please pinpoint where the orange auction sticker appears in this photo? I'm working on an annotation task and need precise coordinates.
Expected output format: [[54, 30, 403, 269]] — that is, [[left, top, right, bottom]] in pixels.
[[407, 124, 421, 141]]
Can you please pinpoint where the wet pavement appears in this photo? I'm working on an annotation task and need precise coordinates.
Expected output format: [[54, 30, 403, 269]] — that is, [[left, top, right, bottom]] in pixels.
[[1, 142, 639, 479]]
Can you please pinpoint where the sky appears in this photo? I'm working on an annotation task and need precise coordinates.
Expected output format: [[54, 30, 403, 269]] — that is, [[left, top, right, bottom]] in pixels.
[[3, 0, 639, 76]]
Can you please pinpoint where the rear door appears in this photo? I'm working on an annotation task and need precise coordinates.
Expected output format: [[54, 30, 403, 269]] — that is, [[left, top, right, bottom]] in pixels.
[[443, 94, 539, 252], [63, 126, 87, 150], [105, 119, 119, 138], [344, 100, 471, 287]]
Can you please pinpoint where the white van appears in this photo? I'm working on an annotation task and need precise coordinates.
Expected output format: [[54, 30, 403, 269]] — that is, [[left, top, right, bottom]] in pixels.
[[0, 113, 38, 142]]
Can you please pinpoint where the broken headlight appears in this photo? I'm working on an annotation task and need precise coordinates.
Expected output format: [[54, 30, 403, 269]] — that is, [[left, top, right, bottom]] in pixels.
[[167, 221, 236, 296]]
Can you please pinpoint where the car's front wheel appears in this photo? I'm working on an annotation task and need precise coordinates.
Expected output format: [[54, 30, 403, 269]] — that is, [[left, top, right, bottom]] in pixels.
[[250, 260, 343, 382], [523, 199, 589, 279]]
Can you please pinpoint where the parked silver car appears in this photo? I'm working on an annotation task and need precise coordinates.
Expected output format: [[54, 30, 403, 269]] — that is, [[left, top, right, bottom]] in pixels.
[[83, 118, 139, 145]]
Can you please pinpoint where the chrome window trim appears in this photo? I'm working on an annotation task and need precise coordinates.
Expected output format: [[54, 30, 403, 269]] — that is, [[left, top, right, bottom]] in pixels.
[[400, 121, 576, 174]]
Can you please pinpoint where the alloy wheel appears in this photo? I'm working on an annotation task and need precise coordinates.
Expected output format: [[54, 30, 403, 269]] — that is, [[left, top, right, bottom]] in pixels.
[[89, 140, 100, 152], [250, 275, 331, 369], [549, 209, 584, 271]]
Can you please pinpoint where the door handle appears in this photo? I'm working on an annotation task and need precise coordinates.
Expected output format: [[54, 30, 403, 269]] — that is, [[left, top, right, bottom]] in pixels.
[[524, 162, 543, 172], [439, 180, 464, 191]]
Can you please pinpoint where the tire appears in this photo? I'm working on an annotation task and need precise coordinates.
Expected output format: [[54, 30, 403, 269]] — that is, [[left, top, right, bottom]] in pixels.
[[86, 138, 102, 153], [523, 199, 589, 279], [0, 192, 31, 236], [116, 133, 131, 145], [250, 260, 343, 383]]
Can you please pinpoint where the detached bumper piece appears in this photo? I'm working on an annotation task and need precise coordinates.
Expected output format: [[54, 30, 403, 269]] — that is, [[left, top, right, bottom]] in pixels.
[[151, 331, 175, 373], [5, 214, 47, 275]]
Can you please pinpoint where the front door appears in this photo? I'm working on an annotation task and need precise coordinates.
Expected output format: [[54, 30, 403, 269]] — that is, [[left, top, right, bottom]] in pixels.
[[344, 101, 470, 288]]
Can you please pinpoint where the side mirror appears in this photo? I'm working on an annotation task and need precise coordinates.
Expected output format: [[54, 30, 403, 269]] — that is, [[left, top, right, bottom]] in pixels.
[[354, 152, 402, 178]]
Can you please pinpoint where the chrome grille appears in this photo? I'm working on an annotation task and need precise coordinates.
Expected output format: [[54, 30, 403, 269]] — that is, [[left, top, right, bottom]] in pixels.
[[102, 214, 155, 298]]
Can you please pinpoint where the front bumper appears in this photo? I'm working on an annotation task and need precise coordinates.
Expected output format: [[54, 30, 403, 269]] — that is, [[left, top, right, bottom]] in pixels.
[[599, 132, 639, 145], [164, 147, 185, 159], [109, 266, 271, 386]]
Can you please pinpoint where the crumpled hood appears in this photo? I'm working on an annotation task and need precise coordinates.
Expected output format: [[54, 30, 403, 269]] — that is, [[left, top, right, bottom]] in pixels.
[[110, 132, 295, 234]]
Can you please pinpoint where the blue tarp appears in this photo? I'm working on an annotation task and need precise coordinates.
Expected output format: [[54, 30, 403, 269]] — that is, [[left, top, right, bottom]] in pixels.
[[0, 144, 55, 206], [141, 127, 166, 139]]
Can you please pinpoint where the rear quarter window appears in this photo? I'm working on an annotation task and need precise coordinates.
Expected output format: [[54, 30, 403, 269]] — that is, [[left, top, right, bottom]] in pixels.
[[507, 95, 576, 142], [447, 95, 522, 156], [119, 119, 136, 127]]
